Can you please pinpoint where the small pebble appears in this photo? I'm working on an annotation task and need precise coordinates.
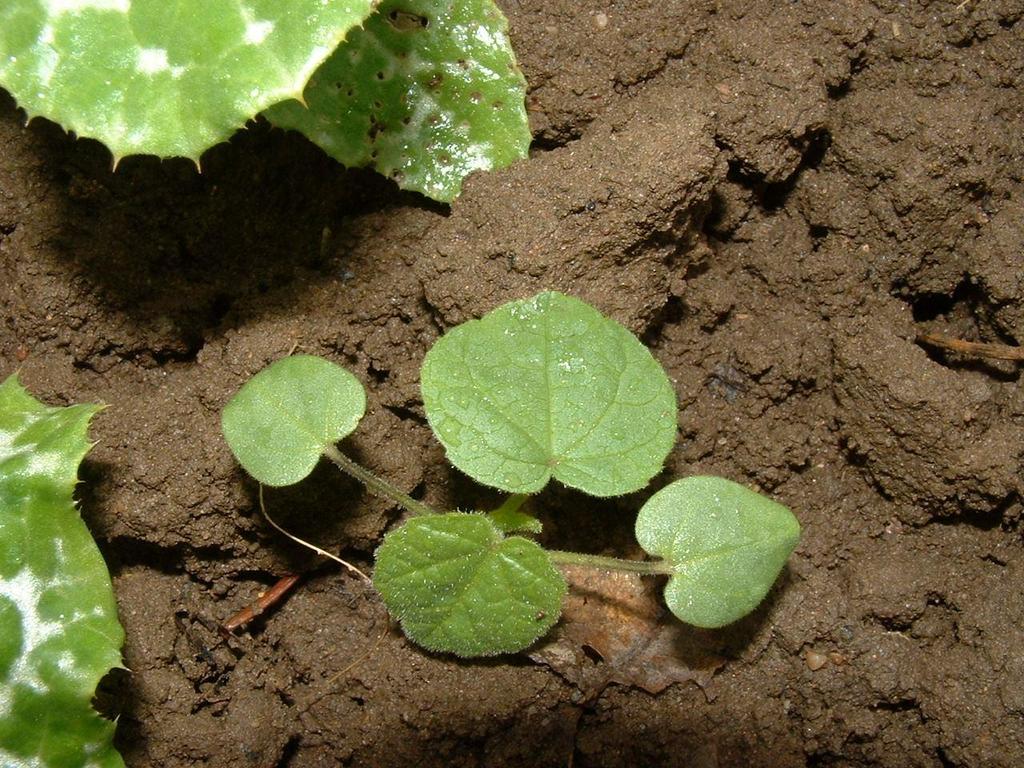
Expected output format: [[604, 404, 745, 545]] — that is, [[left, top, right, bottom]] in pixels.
[[594, 12, 609, 28], [805, 650, 828, 671]]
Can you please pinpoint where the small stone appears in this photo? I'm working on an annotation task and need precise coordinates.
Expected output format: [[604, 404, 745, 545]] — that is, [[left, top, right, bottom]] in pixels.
[[594, 12, 609, 28], [805, 650, 828, 671]]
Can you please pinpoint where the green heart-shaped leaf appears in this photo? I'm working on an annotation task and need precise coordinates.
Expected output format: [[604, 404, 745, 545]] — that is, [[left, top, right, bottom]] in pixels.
[[0, 0, 376, 159], [265, 0, 530, 201], [373, 513, 566, 656], [635, 476, 800, 628], [421, 291, 677, 497], [222, 355, 366, 487], [0, 375, 125, 767]]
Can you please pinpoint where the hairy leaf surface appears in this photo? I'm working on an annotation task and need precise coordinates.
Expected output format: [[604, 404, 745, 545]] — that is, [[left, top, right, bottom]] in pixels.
[[222, 355, 366, 487], [373, 513, 565, 656], [0, 376, 124, 768], [635, 476, 800, 628], [421, 292, 677, 496]]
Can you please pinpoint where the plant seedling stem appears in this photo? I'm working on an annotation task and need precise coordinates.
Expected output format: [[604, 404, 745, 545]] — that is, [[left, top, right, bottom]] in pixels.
[[492, 493, 529, 516], [323, 446, 673, 576], [547, 549, 674, 575], [324, 450, 673, 576], [323, 444, 434, 517]]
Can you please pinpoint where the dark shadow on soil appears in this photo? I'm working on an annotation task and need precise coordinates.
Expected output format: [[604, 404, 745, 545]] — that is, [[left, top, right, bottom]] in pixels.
[[1, 90, 446, 352]]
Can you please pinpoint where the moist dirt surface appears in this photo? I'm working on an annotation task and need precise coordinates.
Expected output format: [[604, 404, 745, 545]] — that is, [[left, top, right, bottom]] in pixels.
[[2, 1, 1023, 766]]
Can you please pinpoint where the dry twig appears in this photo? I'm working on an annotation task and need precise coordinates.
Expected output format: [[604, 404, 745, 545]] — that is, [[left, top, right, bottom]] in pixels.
[[221, 574, 301, 635], [916, 332, 1024, 362]]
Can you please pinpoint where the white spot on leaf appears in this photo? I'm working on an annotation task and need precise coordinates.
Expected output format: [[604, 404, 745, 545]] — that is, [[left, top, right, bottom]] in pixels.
[[137, 47, 170, 74], [244, 19, 274, 45], [474, 25, 497, 46], [0, 569, 63, 718]]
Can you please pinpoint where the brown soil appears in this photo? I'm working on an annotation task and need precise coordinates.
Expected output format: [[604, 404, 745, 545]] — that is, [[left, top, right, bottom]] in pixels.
[[2, 1, 1023, 766]]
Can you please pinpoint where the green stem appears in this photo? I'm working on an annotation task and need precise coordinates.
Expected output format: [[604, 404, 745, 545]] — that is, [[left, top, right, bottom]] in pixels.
[[323, 444, 436, 517], [491, 493, 529, 516], [547, 549, 674, 576], [320, 454, 669, 577]]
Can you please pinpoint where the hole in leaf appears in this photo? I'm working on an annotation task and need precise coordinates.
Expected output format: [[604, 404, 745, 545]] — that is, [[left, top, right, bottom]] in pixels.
[[387, 9, 428, 30], [492, 100, 504, 110], [376, 71, 386, 80], [427, 73, 443, 89]]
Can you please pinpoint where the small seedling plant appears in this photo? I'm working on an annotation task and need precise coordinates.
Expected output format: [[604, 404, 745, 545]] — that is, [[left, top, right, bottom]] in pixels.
[[0, 0, 529, 201], [222, 292, 801, 656]]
